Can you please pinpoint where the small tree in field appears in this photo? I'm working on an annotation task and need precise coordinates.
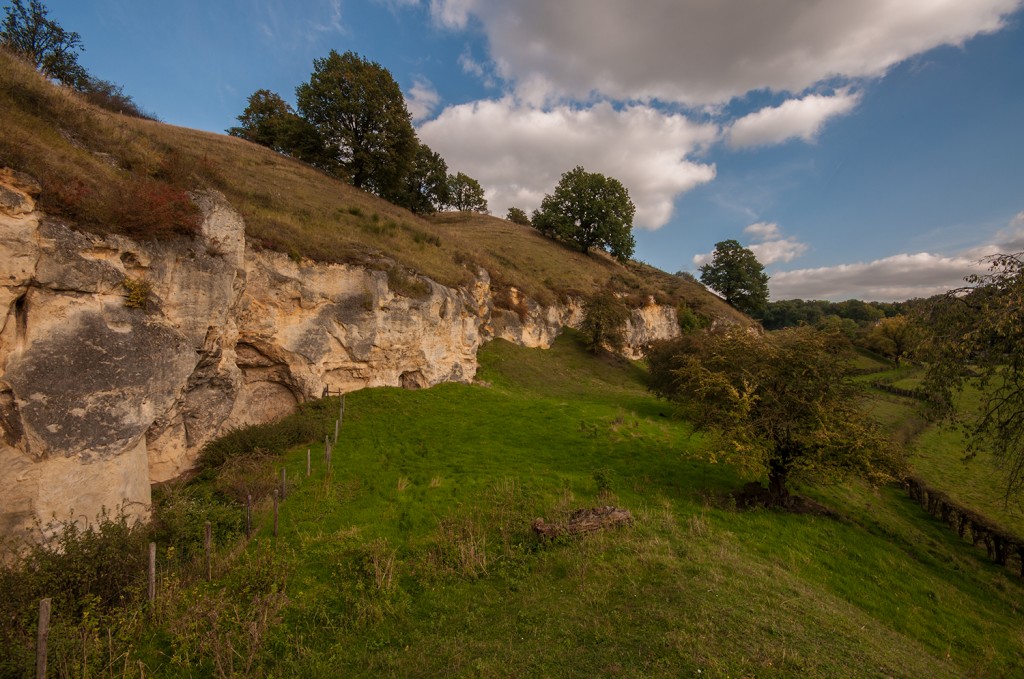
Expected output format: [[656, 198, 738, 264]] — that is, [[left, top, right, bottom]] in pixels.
[[648, 327, 898, 504], [699, 240, 769, 315], [532, 166, 635, 262], [867, 314, 919, 367]]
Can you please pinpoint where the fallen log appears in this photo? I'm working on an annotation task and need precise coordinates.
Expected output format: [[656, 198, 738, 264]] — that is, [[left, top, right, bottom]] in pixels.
[[531, 506, 633, 540]]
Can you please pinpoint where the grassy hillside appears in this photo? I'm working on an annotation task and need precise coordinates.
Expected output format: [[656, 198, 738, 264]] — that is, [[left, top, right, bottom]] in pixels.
[[7, 334, 1021, 677], [867, 364, 1024, 537], [0, 47, 745, 323]]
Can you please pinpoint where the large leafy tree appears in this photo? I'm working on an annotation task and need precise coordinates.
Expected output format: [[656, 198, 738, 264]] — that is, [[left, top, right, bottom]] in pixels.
[[446, 172, 488, 212], [867, 315, 919, 367], [296, 50, 416, 199], [397, 142, 450, 214], [698, 240, 769, 315], [922, 253, 1024, 499], [228, 89, 293, 148], [228, 89, 333, 171], [1, 0, 86, 86], [648, 327, 897, 504], [532, 166, 635, 263]]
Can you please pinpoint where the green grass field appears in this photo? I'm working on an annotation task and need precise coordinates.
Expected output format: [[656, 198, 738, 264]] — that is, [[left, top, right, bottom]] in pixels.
[[104, 335, 1022, 678], [860, 362, 1024, 536]]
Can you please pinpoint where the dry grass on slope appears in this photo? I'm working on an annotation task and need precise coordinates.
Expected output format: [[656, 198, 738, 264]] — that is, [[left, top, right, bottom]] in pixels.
[[0, 47, 746, 324]]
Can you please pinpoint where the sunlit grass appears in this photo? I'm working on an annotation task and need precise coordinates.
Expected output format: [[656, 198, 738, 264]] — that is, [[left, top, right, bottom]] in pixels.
[[170, 334, 1024, 677]]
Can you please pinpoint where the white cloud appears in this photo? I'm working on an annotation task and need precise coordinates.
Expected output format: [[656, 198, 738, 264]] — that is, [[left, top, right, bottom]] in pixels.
[[405, 77, 441, 122], [429, 0, 476, 29], [744, 222, 781, 241], [963, 211, 1024, 258], [767, 212, 1024, 301], [744, 221, 809, 265], [750, 239, 809, 266], [311, 0, 346, 34], [693, 222, 808, 268], [458, 50, 485, 78], [418, 98, 718, 229], [769, 253, 985, 301], [727, 91, 862, 149], [428, 0, 1020, 105]]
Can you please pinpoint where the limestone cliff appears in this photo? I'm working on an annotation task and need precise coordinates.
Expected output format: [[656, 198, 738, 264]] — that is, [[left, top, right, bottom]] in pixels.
[[0, 173, 684, 538]]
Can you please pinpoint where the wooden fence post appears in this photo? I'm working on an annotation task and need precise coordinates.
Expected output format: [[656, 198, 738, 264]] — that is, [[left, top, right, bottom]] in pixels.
[[273, 489, 279, 537], [246, 494, 252, 538], [148, 542, 156, 603], [36, 598, 50, 679], [204, 521, 212, 582]]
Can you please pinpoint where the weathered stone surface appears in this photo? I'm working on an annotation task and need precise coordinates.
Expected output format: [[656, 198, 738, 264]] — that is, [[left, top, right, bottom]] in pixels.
[[623, 301, 680, 359], [0, 171, 685, 539]]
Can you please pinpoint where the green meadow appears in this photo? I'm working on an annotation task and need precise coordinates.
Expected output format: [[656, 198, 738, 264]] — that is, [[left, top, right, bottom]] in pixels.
[[87, 334, 1019, 678]]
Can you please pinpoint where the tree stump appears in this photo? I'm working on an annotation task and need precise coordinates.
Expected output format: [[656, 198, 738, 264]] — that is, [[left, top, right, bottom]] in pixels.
[[531, 506, 633, 540]]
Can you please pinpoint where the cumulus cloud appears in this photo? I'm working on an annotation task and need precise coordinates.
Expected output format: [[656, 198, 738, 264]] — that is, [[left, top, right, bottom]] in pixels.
[[428, 0, 1020, 104], [458, 50, 485, 78], [405, 77, 441, 122], [744, 221, 809, 265], [768, 212, 1024, 301], [963, 211, 1024, 258], [418, 98, 718, 228], [727, 91, 862, 148], [693, 222, 808, 268], [429, 0, 475, 29], [769, 253, 984, 301], [744, 222, 781, 240]]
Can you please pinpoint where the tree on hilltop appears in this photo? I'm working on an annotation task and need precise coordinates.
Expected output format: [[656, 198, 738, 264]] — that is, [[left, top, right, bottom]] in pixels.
[[698, 239, 769, 315], [506, 207, 531, 225], [446, 172, 488, 212], [228, 89, 334, 171], [531, 166, 635, 263], [397, 142, 450, 214], [229, 89, 294, 148], [296, 50, 416, 200], [648, 326, 899, 505], [1, 0, 86, 86]]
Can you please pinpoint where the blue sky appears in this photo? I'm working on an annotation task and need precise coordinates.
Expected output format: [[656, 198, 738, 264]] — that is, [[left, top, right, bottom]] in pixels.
[[42, 0, 1024, 301]]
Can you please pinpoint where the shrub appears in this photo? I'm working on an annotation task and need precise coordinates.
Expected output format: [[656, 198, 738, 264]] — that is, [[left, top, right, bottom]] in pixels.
[[506, 206, 530, 225], [0, 507, 151, 676], [123, 276, 150, 309], [580, 290, 631, 353], [676, 304, 710, 333], [386, 265, 432, 299], [151, 484, 244, 563]]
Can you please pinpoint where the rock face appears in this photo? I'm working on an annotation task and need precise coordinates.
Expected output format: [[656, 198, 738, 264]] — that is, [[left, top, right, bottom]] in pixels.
[[0, 174, 682, 539]]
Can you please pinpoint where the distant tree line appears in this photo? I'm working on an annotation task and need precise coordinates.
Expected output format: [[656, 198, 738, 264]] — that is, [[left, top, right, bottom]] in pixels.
[[759, 297, 916, 330], [228, 50, 487, 216], [1, 0, 154, 118]]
